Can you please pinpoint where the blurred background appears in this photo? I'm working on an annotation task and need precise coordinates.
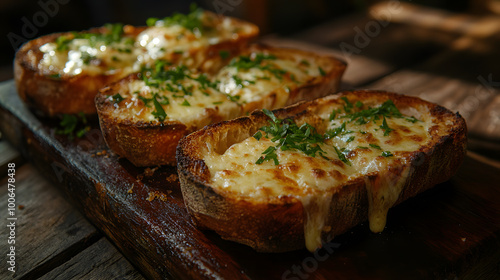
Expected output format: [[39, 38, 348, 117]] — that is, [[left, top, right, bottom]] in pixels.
[[2, 0, 499, 81]]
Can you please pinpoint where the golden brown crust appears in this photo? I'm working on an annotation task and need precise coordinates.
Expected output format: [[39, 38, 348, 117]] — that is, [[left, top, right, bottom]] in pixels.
[[96, 46, 346, 167], [14, 26, 144, 117], [176, 90, 468, 252]]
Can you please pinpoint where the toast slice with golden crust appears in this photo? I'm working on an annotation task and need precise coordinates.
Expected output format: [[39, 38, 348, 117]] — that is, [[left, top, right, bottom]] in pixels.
[[14, 7, 258, 117], [176, 90, 467, 252], [14, 24, 144, 116], [95, 44, 346, 166]]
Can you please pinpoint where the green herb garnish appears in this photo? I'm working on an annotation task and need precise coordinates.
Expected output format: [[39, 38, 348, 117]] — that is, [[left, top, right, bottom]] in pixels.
[[380, 116, 393, 136], [219, 50, 230, 59], [318, 66, 326, 76], [334, 146, 351, 165], [229, 53, 287, 80], [369, 144, 382, 150], [382, 151, 393, 157], [55, 23, 126, 52], [112, 93, 125, 104], [324, 122, 353, 139], [253, 109, 327, 165], [151, 94, 167, 121], [56, 113, 90, 140], [146, 3, 205, 34]]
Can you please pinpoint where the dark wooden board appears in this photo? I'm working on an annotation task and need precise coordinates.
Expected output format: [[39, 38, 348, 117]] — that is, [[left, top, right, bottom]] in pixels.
[[2, 77, 500, 280], [0, 163, 100, 280], [39, 238, 145, 280]]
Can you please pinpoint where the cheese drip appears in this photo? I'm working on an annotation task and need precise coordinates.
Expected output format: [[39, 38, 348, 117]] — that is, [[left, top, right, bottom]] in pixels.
[[300, 193, 334, 252], [364, 161, 412, 232]]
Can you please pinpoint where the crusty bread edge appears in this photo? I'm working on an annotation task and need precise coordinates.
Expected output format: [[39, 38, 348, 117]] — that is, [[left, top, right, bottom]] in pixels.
[[176, 90, 468, 252]]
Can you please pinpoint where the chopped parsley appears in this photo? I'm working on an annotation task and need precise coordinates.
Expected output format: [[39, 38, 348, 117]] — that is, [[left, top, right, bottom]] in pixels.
[[229, 53, 287, 80], [380, 116, 393, 136], [318, 66, 326, 76], [405, 116, 420, 123], [55, 113, 90, 140], [252, 98, 420, 166], [324, 122, 353, 139], [334, 146, 351, 165], [112, 93, 125, 104], [232, 75, 256, 88], [151, 94, 167, 121], [219, 50, 230, 59], [369, 144, 382, 150], [181, 99, 191, 106], [55, 23, 127, 52], [225, 94, 241, 103], [382, 151, 393, 157], [253, 109, 327, 165], [81, 52, 96, 65], [146, 3, 205, 34]]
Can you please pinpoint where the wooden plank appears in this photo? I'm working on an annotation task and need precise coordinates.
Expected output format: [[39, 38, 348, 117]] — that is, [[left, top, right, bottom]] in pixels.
[[0, 163, 100, 279], [2, 72, 500, 278], [0, 140, 23, 177], [365, 33, 500, 158], [277, 5, 461, 87], [367, 70, 500, 139], [40, 238, 145, 280]]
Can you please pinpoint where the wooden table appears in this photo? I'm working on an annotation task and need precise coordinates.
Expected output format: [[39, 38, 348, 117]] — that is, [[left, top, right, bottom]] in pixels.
[[1, 2, 500, 279]]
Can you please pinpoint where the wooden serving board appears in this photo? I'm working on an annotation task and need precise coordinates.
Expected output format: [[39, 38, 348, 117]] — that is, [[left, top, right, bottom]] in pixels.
[[1, 79, 500, 280]]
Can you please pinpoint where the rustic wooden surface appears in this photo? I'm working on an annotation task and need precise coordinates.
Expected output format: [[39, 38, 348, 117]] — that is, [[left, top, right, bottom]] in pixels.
[[1, 2, 500, 279], [0, 141, 145, 280]]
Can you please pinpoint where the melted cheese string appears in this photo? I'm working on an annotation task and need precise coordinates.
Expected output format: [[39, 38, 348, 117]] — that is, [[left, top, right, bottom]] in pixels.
[[364, 161, 412, 233], [300, 193, 334, 252]]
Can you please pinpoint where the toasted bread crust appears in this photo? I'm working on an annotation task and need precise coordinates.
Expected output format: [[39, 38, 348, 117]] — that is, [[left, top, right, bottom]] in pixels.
[[14, 26, 144, 117], [176, 90, 467, 252]]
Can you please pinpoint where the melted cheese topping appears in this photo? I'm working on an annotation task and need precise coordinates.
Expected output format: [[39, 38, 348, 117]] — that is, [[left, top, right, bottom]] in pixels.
[[39, 37, 137, 76], [216, 54, 325, 110], [203, 99, 433, 251], [107, 49, 334, 129], [110, 77, 241, 129], [135, 14, 254, 69], [38, 12, 256, 77]]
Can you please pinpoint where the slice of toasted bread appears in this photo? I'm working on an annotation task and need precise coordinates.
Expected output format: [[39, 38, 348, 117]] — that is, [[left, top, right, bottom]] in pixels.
[[14, 7, 258, 117], [14, 24, 144, 116], [176, 90, 467, 252], [95, 45, 346, 166]]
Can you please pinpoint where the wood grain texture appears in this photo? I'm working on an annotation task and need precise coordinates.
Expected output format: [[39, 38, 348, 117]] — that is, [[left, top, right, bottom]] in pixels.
[[271, 8, 461, 88], [0, 140, 23, 177], [40, 238, 145, 280], [2, 72, 500, 279], [0, 163, 100, 280]]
